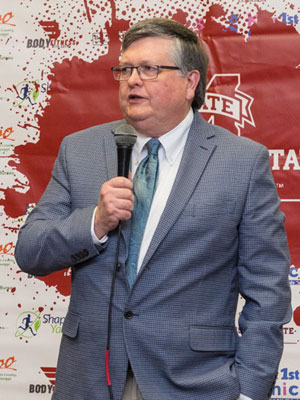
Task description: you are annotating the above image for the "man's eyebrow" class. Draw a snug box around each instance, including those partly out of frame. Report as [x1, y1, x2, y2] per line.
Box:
[118, 63, 133, 67]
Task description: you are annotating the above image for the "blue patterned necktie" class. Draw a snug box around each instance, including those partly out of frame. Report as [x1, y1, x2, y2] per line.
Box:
[125, 138, 161, 287]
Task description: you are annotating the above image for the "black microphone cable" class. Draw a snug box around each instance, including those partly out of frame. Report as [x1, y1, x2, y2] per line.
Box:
[105, 122, 137, 400]
[105, 222, 122, 400]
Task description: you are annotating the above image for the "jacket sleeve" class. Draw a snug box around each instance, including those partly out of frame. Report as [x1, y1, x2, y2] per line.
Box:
[15, 136, 103, 276]
[235, 145, 292, 400]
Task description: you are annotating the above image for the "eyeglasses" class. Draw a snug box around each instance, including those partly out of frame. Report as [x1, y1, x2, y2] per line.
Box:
[111, 65, 180, 81]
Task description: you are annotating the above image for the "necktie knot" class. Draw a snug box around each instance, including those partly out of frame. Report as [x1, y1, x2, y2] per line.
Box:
[146, 138, 160, 156]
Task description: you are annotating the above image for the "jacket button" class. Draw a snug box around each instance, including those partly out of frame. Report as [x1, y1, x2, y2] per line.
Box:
[124, 311, 134, 319]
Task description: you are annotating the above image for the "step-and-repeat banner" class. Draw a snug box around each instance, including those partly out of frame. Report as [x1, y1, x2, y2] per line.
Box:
[1, 0, 300, 399]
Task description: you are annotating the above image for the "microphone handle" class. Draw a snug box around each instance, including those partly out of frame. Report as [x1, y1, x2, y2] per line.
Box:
[117, 146, 133, 177]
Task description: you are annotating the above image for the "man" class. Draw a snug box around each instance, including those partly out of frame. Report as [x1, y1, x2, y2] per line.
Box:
[15, 18, 291, 400]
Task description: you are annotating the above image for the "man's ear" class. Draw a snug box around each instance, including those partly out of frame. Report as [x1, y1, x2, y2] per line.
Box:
[186, 70, 200, 102]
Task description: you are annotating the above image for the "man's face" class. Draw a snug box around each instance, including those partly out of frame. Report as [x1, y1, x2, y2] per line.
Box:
[118, 36, 199, 137]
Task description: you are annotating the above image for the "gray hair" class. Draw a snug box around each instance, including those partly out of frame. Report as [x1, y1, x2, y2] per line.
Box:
[122, 18, 209, 110]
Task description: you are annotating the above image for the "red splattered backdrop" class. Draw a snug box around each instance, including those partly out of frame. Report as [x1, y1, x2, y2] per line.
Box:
[1, 1, 299, 398]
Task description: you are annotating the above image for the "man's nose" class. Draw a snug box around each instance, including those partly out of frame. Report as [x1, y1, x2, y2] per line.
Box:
[127, 67, 143, 85]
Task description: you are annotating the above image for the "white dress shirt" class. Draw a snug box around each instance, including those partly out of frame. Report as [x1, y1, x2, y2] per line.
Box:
[91, 109, 253, 400]
[130, 108, 193, 270]
[239, 394, 252, 400]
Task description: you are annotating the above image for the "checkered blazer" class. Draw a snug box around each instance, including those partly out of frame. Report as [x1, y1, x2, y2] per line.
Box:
[15, 112, 291, 400]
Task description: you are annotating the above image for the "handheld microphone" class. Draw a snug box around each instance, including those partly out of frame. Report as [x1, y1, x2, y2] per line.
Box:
[113, 122, 137, 177]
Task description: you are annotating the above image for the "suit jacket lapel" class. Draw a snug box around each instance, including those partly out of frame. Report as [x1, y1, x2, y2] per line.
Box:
[140, 113, 217, 271]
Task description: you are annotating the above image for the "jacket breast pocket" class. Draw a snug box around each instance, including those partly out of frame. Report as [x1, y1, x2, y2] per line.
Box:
[182, 200, 236, 218]
[62, 311, 80, 339]
[190, 325, 237, 352]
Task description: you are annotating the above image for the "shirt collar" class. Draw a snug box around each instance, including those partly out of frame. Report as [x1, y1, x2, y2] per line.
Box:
[134, 108, 194, 166]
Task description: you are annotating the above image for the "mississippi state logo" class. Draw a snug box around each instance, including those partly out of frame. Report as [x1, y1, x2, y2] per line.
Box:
[200, 73, 255, 136]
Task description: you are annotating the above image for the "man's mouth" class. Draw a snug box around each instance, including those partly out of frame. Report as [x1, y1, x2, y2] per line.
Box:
[128, 94, 145, 100]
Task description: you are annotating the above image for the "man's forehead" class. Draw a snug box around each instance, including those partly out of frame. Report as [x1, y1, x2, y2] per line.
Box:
[123, 34, 175, 48]
[120, 36, 175, 62]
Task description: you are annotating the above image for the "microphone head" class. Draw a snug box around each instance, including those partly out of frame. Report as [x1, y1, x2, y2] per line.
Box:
[113, 121, 137, 148]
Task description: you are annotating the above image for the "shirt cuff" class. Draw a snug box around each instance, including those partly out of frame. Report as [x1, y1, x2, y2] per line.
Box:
[239, 394, 253, 400]
[91, 207, 108, 245]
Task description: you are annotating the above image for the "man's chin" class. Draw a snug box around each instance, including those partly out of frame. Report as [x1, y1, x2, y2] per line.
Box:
[123, 113, 149, 128]
[125, 118, 156, 136]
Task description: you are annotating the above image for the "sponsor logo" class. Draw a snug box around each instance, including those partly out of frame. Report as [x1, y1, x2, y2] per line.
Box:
[0, 356, 17, 382]
[0, 356, 16, 370]
[200, 73, 255, 136]
[26, 38, 78, 49]
[26, 20, 78, 49]
[289, 265, 300, 285]
[29, 384, 54, 394]
[28, 367, 56, 394]
[15, 310, 42, 339]
[278, 13, 299, 26]
[0, 257, 14, 267]
[39, 20, 60, 40]
[12, 80, 50, 108]
[0, 242, 14, 256]
[92, 31, 107, 46]
[15, 310, 65, 339]
[217, 12, 257, 37]
[0, 12, 15, 26]
[0, 12, 15, 43]
[0, 143, 14, 155]
[41, 367, 56, 385]
[92, 32, 101, 46]
[42, 313, 65, 334]
[0, 127, 14, 141]
[272, 368, 300, 398]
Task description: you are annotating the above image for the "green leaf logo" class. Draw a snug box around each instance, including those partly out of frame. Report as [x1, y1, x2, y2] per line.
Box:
[34, 318, 41, 332]
[32, 90, 39, 101]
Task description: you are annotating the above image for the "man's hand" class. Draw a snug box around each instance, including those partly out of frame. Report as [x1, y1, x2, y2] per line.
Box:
[94, 177, 134, 239]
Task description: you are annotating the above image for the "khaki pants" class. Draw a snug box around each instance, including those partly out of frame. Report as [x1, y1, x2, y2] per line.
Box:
[121, 368, 144, 400]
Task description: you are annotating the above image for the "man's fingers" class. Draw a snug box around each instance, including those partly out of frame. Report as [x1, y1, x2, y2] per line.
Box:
[109, 176, 133, 189]
[94, 176, 135, 238]
[103, 198, 134, 216]
[101, 188, 134, 205]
